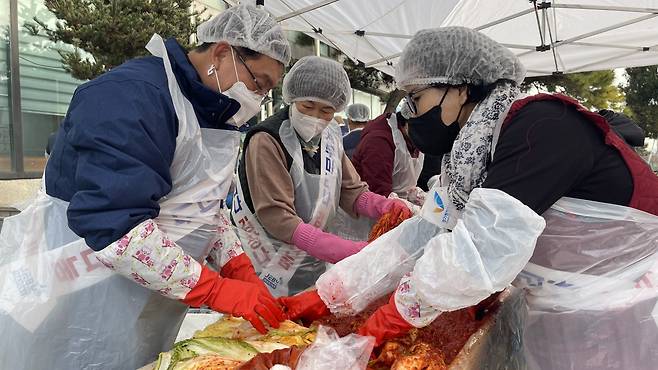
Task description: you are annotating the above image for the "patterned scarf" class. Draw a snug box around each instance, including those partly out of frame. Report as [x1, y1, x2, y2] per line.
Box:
[441, 82, 521, 210]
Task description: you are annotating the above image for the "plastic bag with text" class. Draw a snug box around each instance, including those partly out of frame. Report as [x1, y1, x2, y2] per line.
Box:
[296, 326, 374, 370]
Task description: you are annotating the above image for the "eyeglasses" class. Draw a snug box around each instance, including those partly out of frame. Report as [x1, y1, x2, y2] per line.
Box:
[232, 47, 272, 104]
[405, 84, 444, 116]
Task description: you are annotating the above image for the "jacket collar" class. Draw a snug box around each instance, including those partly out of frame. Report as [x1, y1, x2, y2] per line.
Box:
[164, 38, 244, 130]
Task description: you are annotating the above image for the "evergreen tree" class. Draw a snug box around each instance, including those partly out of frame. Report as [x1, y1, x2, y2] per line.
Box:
[624, 65, 658, 138]
[26, 0, 206, 80]
[524, 70, 625, 111]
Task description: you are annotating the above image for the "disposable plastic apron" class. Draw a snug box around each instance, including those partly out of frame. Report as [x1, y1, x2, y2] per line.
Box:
[232, 120, 342, 297]
[512, 197, 658, 370]
[325, 205, 375, 242]
[0, 34, 240, 370]
[387, 114, 424, 198]
[325, 129, 374, 242]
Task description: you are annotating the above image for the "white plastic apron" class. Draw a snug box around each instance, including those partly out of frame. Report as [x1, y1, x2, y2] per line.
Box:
[232, 119, 342, 297]
[387, 114, 424, 198]
[512, 197, 658, 370]
[0, 34, 240, 370]
[325, 206, 375, 242]
[326, 127, 376, 242]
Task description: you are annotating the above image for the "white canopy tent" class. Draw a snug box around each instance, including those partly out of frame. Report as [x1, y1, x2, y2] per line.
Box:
[233, 0, 658, 77]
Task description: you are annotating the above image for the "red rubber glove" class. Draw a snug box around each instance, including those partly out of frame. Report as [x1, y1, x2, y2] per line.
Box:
[278, 290, 330, 323]
[182, 265, 285, 334]
[221, 253, 274, 299]
[357, 295, 414, 347]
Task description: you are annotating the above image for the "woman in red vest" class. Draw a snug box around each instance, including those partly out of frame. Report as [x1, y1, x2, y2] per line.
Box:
[279, 26, 658, 370]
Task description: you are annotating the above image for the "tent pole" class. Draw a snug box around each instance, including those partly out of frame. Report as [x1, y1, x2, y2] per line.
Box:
[554, 4, 658, 13]
[361, 35, 386, 60]
[566, 44, 658, 72]
[365, 52, 402, 67]
[516, 12, 658, 59]
[354, 31, 413, 39]
[276, 0, 340, 22]
[475, 8, 534, 31]
[556, 13, 658, 47]
[570, 41, 653, 51]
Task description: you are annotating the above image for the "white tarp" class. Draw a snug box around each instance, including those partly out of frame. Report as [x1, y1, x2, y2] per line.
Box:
[238, 0, 658, 77]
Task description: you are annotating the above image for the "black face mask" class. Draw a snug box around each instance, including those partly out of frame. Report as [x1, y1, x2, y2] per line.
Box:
[407, 89, 462, 156]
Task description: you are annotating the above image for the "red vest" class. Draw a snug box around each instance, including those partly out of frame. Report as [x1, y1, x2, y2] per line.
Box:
[503, 93, 658, 216]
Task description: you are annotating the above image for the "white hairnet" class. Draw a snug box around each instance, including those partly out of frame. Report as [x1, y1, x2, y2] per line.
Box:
[395, 26, 526, 88]
[283, 56, 352, 112]
[197, 5, 291, 65]
[346, 104, 370, 122]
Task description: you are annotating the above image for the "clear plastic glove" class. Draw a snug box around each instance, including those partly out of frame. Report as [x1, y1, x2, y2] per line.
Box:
[405, 187, 427, 207]
[354, 191, 411, 219]
[387, 192, 421, 215]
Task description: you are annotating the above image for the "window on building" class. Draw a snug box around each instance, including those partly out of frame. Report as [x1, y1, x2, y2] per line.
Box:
[1, 0, 13, 173]
[351, 89, 384, 121]
[19, 0, 82, 173]
[1, 0, 84, 178]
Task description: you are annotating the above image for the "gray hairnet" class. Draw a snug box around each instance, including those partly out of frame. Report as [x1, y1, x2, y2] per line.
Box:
[283, 56, 352, 112]
[197, 5, 291, 65]
[346, 103, 370, 122]
[395, 27, 526, 88]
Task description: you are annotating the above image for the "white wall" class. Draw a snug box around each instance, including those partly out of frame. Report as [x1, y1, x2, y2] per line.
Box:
[348, 89, 385, 120]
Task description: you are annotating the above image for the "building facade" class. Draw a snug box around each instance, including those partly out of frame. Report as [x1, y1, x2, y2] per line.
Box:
[0, 0, 386, 179]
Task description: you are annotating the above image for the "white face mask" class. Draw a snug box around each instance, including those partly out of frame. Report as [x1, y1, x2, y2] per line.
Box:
[209, 48, 263, 127]
[290, 104, 332, 142]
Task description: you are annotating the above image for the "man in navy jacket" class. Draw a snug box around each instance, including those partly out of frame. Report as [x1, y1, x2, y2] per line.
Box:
[1, 5, 292, 370]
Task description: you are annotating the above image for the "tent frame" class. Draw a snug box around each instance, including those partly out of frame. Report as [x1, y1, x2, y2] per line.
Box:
[257, 0, 658, 75]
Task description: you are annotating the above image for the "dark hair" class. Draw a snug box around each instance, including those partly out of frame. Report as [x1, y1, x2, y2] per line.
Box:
[467, 79, 518, 103]
[395, 111, 407, 125]
[194, 43, 261, 61]
[434, 79, 513, 104]
[466, 84, 497, 103]
[195, 42, 214, 52]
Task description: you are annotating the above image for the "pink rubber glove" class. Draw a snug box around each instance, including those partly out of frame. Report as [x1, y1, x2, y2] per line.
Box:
[292, 222, 368, 263]
[354, 191, 410, 219]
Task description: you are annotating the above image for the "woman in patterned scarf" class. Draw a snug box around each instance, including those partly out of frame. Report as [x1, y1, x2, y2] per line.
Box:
[282, 26, 658, 370]
[360, 26, 658, 370]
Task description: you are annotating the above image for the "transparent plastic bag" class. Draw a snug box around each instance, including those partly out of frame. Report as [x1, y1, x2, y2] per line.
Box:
[316, 188, 540, 317]
[514, 197, 658, 370]
[296, 326, 374, 370]
[316, 215, 442, 316]
[411, 188, 545, 311]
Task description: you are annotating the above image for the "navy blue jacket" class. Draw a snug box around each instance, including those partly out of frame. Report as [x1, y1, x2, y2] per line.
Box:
[342, 129, 363, 160]
[46, 38, 242, 251]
